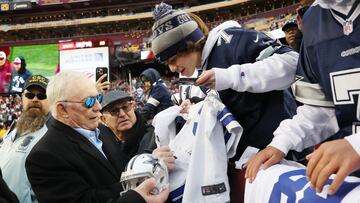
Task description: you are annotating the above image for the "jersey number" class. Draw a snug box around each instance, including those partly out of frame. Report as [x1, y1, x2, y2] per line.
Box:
[330, 68, 360, 132]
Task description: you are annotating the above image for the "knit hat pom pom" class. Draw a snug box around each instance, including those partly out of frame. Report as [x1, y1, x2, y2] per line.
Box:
[153, 2, 173, 20]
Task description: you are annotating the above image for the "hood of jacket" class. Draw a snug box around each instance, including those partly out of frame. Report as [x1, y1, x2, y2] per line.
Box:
[140, 68, 161, 85]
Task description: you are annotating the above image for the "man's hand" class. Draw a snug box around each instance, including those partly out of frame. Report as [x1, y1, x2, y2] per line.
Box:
[96, 74, 110, 93]
[152, 145, 176, 171]
[195, 70, 215, 89]
[134, 178, 169, 203]
[306, 139, 360, 195]
[245, 146, 285, 183]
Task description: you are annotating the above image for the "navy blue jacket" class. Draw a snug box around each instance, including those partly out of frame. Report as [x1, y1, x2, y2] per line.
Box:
[139, 68, 173, 121]
[203, 25, 294, 161]
[297, 2, 360, 137]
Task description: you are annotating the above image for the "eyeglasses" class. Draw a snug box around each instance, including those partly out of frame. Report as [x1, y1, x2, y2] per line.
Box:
[0, 57, 5, 60]
[24, 92, 47, 100]
[13, 62, 21, 65]
[60, 93, 103, 109]
[105, 101, 133, 116]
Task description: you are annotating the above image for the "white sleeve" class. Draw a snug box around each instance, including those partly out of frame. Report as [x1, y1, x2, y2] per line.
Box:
[269, 104, 339, 154]
[345, 134, 360, 156]
[213, 51, 298, 92]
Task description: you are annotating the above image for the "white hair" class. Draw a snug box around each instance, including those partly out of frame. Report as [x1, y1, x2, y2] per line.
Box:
[46, 71, 91, 118]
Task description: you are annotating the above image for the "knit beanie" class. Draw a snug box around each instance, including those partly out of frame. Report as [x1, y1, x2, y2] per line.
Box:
[151, 3, 204, 62]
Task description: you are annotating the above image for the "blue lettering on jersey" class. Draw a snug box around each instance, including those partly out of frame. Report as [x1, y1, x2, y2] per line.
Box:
[192, 122, 198, 136]
[269, 169, 360, 203]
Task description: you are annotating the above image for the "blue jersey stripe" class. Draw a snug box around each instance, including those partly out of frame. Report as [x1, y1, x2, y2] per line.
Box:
[170, 184, 185, 202]
[221, 114, 236, 127]
[217, 108, 231, 120]
[192, 122, 198, 136]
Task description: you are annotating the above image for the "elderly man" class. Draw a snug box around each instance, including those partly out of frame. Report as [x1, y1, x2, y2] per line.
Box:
[0, 75, 49, 203]
[100, 90, 157, 168]
[25, 71, 168, 203]
[100, 90, 175, 171]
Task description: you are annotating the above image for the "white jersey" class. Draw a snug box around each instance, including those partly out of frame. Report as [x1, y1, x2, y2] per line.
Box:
[153, 95, 243, 203]
[152, 105, 181, 147]
[245, 160, 360, 203]
[0, 125, 47, 203]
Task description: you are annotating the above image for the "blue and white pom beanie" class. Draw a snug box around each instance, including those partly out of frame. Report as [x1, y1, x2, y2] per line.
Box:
[151, 3, 204, 62]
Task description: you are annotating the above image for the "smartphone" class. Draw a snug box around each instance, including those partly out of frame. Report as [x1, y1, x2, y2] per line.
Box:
[95, 67, 108, 83]
[178, 77, 198, 85]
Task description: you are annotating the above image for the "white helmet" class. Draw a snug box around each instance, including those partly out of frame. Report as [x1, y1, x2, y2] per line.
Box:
[120, 153, 169, 194]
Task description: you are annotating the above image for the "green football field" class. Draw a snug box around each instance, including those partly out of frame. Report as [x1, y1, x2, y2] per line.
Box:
[9, 44, 58, 77]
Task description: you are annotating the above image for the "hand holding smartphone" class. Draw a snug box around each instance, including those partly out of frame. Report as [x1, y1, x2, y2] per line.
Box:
[95, 67, 109, 92]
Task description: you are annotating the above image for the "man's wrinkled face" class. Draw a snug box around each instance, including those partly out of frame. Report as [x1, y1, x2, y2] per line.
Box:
[22, 86, 49, 116]
[62, 81, 102, 130]
[102, 100, 137, 133]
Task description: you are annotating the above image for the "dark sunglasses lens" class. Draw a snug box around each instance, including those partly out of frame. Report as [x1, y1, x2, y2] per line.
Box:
[25, 92, 47, 100]
[37, 93, 47, 100]
[25, 92, 35, 99]
[122, 104, 130, 112]
[109, 108, 120, 116]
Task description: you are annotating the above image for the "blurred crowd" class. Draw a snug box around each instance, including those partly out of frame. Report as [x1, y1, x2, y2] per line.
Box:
[0, 0, 298, 46]
[0, 95, 21, 138]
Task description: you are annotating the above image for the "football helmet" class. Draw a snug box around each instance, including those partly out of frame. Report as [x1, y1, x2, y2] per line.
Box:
[120, 153, 169, 195]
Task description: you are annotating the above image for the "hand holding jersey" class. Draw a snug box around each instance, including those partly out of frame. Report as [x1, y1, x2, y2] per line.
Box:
[245, 146, 285, 183]
[152, 145, 176, 171]
[306, 139, 360, 195]
[244, 159, 360, 203]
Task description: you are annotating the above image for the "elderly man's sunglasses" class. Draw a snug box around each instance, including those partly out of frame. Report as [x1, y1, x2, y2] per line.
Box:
[24, 92, 47, 100]
[105, 101, 133, 116]
[60, 93, 103, 108]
